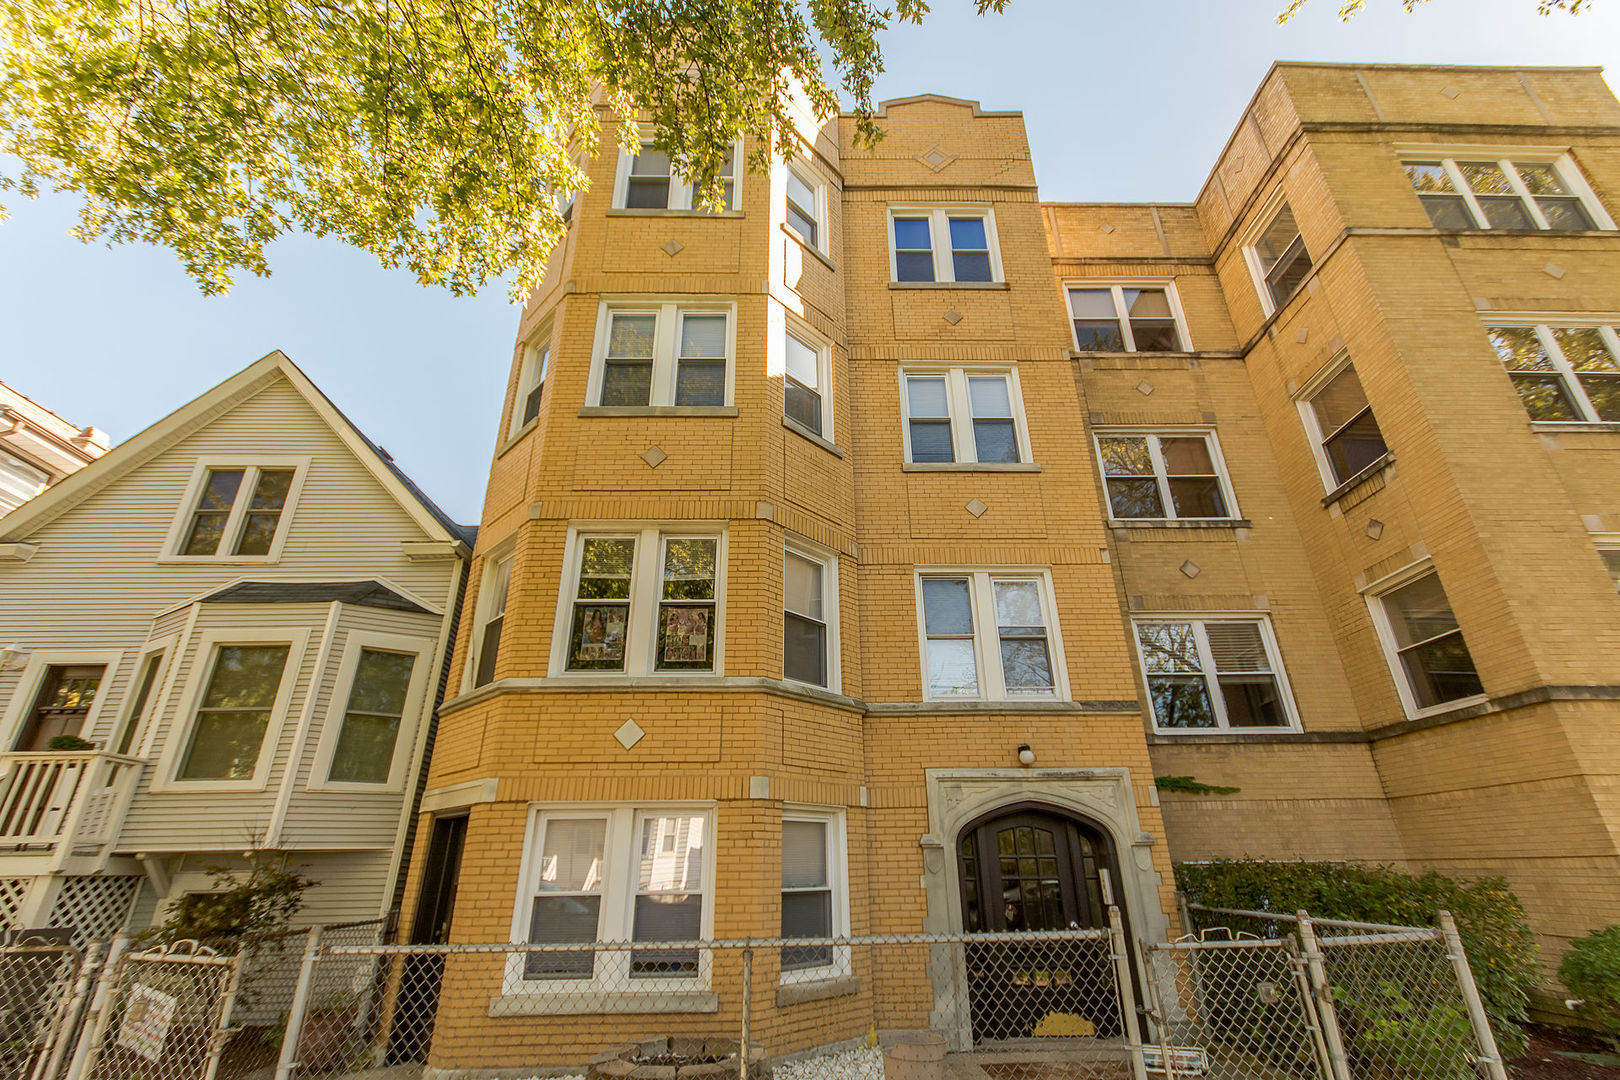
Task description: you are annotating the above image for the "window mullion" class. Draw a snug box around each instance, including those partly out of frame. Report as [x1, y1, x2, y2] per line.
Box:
[606, 810, 633, 943]
[1503, 161, 1551, 230]
[220, 466, 258, 555]
[626, 530, 659, 675]
[1540, 325, 1602, 422]
[651, 306, 678, 406]
[973, 573, 1002, 699]
[949, 369, 976, 463]
[1145, 437, 1175, 520]
[933, 210, 952, 283]
[1112, 287, 1137, 353]
[1193, 623, 1229, 729]
[1444, 160, 1489, 229]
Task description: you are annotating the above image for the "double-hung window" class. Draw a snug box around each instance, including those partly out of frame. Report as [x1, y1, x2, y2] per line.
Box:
[1600, 549, 1620, 592]
[1367, 568, 1484, 716]
[785, 166, 824, 251]
[171, 461, 304, 559]
[784, 326, 831, 438]
[1133, 618, 1296, 732]
[781, 810, 849, 981]
[1298, 361, 1389, 490]
[1067, 285, 1188, 352]
[901, 369, 1028, 465]
[319, 639, 427, 787]
[1486, 324, 1620, 423]
[616, 143, 740, 211]
[472, 551, 514, 688]
[557, 529, 723, 676]
[916, 572, 1063, 701]
[888, 208, 1000, 284]
[512, 326, 553, 436]
[784, 546, 836, 690]
[1245, 201, 1313, 314]
[112, 649, 166, 756]
[515, 807, 712, 988]
[1096, 432, 1237, 521]
[175, 640, 298, 785]
[1403, 156, 1610, 232]
[592, 303, 733, 409]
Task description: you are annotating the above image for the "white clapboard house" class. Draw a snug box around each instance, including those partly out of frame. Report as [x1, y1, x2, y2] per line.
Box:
[0, 352, 472, 941]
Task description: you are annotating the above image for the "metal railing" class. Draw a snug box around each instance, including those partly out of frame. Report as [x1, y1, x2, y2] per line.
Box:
[0, 752, 143, 863]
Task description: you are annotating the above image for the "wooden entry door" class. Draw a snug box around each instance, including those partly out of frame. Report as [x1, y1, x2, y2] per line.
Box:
[957, 809, 1121, 1041]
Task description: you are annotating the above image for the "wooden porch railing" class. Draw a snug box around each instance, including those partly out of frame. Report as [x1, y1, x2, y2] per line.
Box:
[0, 751, 144, 863]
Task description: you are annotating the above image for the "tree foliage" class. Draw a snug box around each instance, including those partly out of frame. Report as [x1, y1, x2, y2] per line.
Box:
[1561, 925, 1620, 1049]
[149, 857, 315, 949]
[0, 0, 1006, 298]
[1278, 0, 1590, 22]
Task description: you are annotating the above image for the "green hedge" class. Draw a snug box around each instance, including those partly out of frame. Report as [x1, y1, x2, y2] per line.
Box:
[1560, 925, 1620, 1049]
[1175, 859, 1537, 1059]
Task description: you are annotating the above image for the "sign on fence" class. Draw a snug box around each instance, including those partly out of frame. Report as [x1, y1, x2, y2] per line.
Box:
[116, 983, 178, 1062]
[1143, 1046, 1208, 1075]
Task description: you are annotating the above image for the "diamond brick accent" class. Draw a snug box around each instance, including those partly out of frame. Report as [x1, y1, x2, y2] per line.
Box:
[662, 240, 684, 256]
[1136, 381, 1155, 396]
[1366, 519, 1385, 540]
[1544, 262, 1566, 279]
[641, 446, 668, 468]
[1441, 85, 1460, 99]
[966, 498, 988, 518]
[943, 309, 963, 325]
[1099, 223, 1115, 234]
[615, 718, 645, 749]
[1180, 560, 1200, 579]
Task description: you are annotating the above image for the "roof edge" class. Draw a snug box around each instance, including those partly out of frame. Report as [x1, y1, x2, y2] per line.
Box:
[844, 93, 1023, 119]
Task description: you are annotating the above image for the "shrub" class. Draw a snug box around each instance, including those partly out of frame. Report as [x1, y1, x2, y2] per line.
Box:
[149, 856, 315, 951]
[46, 734, 95, 751]
[1176, 858, 1537, 1059]
[1560, 925, 1620, 1049]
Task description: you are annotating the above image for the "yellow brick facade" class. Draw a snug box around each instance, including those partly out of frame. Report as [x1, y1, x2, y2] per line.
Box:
[406, 62, 1620, 1069]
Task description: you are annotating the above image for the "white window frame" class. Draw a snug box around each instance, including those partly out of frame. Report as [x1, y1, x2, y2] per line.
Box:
[0, 649, 127, 752]
[306, 630, 437, 792]
[782, 538, 840, 694]
[1093, 428, 1240, 522]
[1130, 615, 1301, 734]
[1396, 147, 1615, 232]
[1241, 194, 1312, 318]
[779, 806, 851, 986]
[505, 803, 717, 994]
[1598, 545, 1620, 592]
[586, 300, 737, 409]
[549, 525, 727, 678]
[1362, 560, 1488, 721]
[612, 140, 743, 212]
[1485, 321, 1620, 425]
[899, 367, 1032, 466]
[152, 628, 310, 792]
[108, 638, 175, 757]
[160, 456, 311, 563]
[886, 206, 1004, 284]
[510, 321, 555, 439]
[1064, 281, 1193, 353]
[912, 569, 1069, 702]
[783, 161, 828, 255]
[465, 543, 516, 692]
[777, 308, 834, 442]
[1295, 354, 1388, 494]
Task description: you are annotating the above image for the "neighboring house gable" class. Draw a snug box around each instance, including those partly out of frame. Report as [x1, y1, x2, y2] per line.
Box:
[0, 352, 471, 935]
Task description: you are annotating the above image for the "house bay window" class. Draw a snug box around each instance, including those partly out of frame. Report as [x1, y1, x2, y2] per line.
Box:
[1403, 156, 1609, 232]
[326, 649, 416, 784]
[557, 529, 723, 676]
[781, 811, 848, 981]
[1299, 361, 1389, 490]
[784, 548, 835, 689]
[784, 328, 830, 438]
[472, 551, 514, 687]
[1246, 202, 1313, 314]
[178, 644, 290, 781]
[617, 143, 739, 211]
[593, 304, 733, 409]
[516, 807, 712, 987]
[1133, 619, 1296, 732]
[918, 572, 1062, 701]
[1096, 432, 1236, 521]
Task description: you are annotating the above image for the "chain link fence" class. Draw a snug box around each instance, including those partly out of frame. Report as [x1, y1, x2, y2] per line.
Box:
[1173, 904, 1507, 1080]
[0, 937, 84, 1080]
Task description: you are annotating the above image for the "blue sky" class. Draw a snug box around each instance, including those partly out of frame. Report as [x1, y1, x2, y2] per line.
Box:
[1, 0, 1615, 524]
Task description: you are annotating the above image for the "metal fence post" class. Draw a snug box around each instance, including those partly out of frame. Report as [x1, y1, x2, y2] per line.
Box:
[34, 942, 103, 1080]
[738, 944, 753, 1080]
[62, 931, 129, 1080]
[1108, 906, 1148, 1080]
[202, 949, 248, 1080]
[1297, 913, 1352, 1080]
[1438, 910, 1508, 1080]
[274, 925, 326, 1080]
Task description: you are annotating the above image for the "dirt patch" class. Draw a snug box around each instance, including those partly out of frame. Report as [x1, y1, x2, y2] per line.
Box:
[1512, 1026, 1620, 1080]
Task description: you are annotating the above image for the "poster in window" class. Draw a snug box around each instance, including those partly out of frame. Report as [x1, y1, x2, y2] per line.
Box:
[572, 605, 627, 665]
[661, 607, 712, 664]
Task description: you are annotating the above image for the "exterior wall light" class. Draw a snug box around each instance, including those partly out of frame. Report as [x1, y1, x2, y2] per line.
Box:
[1016, 744, 1036, 767]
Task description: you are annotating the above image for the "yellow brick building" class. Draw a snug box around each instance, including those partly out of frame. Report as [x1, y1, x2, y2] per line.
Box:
[402, 62, 1620, 1068]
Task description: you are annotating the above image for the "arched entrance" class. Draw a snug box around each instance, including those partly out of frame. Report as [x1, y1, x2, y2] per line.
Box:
[955, 803, 1129, 1042]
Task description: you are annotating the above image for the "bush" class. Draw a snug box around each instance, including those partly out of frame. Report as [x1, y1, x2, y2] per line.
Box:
[1176, 858, 1537, 1059]
[1560, 925, 1620, 1049]
[148, 857, 315, 952]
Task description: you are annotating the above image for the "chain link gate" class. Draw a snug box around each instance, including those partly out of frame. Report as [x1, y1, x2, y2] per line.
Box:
[66, 942, 242, 1080]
